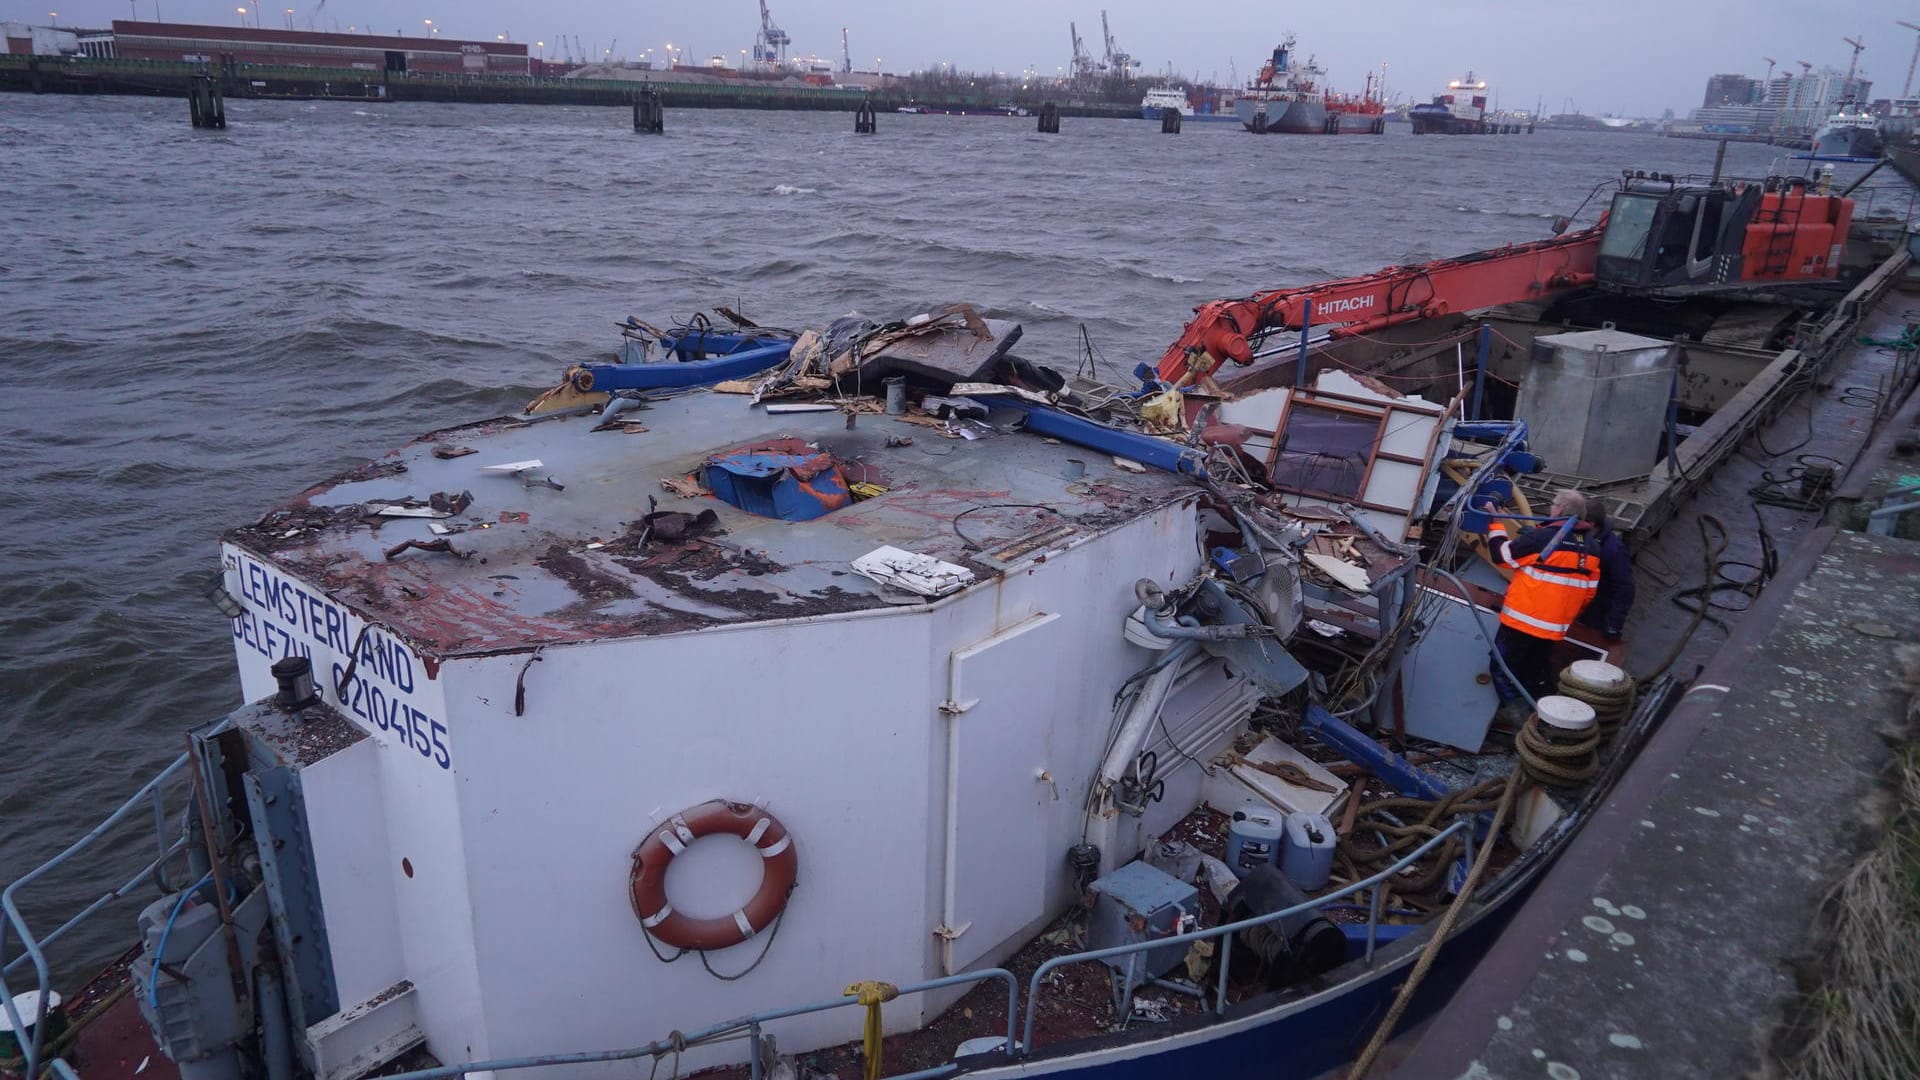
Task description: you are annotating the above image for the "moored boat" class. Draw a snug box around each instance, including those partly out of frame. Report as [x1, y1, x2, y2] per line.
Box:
[1410, 73, 1527, 134]
[1810, 102, 1883, 160]
[1, 172, 1904, 1080]
[1234, 38, 1384, 135]
[1141, 86, 1240, 124]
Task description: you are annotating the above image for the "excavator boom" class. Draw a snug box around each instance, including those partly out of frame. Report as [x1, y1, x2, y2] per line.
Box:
[1156, 226, 1603, 381]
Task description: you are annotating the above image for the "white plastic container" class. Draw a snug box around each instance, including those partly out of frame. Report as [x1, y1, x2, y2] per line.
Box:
[1281, 811, 1337, 891]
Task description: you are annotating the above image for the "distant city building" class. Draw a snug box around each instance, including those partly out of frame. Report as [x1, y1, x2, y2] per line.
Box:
[107, 20, 528, 76]
[1773, 67, 1871, 132]
[1686, 66, 1871, 135]
[1702, 73, 1758, 107]
[1687, 104, 1777, 134]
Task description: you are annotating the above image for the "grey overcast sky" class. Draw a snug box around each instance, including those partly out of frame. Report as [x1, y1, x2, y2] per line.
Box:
[16, 0, 1920, 116]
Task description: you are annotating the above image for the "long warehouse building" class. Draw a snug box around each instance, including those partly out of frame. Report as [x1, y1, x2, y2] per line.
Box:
[105, 21, 529, 75]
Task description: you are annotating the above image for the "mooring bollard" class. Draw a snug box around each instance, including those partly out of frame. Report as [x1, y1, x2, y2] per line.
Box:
[854, 100, 876, 134]
[1037, 102, 1061, 134]
[1161, 108, 1181, 134]
[1251, 108, 1268, 134]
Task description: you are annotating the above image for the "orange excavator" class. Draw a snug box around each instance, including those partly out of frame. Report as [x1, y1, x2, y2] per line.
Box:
[1157, 172, 1857, 383]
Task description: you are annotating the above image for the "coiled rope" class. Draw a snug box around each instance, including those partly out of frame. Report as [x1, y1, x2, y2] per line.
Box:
[1555, 661, 1636, 739]
[1346, 773, 1522, 1079]
[1515, 712, 1601, 787]
[1336, 779, 1507, 894]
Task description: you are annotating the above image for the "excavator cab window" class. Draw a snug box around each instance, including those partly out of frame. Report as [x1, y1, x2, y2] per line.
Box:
[1650, 198, 1701, 278]
[1598, 189, 1718, 288]
[1596, 192, 1661, 272]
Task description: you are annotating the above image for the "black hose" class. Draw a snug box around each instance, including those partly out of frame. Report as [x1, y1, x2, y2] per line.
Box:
[1639, 514, 1738, 682]
[1750, 453, 1844, 511]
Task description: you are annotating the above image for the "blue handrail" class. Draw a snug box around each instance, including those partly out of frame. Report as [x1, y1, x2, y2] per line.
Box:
[1, 752, 193, 1078]
[376, 968, 1020, 1080]
[1020, 818, 1475, 1051]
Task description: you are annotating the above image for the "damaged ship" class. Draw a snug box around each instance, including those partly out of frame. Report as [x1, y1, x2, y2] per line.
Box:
[2, 165, 1914, 1080]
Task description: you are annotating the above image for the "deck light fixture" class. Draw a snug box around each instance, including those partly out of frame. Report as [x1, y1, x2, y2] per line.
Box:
[202, 571, 244, 620]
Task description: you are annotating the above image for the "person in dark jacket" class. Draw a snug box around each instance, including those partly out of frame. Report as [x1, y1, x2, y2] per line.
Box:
[1576, 502, 1635, 640]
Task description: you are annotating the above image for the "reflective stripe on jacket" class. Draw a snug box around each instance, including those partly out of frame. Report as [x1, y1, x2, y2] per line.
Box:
[1488, 521, 1603, 640]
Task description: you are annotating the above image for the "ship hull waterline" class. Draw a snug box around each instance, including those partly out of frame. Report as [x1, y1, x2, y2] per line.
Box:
[1141, 106, 1241, 123]
[1234, 98, 1385, 134]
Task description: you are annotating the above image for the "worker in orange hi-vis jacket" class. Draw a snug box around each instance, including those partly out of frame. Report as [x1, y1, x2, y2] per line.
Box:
[1481, 489, 1603, 725]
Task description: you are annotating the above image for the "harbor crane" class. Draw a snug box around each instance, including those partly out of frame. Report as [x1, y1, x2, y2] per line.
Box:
[1899, 22, 1920, 97]
[1842, 35, 1866, 87]
[1068, 22, 1098, 82]
[1761, 57, 1776, 97]
[755, 0, 790, 66]
[1100, 10, 1135, 75]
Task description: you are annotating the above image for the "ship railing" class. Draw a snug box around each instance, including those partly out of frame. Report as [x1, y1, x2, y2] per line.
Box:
[1020, 818, 1477, 1052]
[1867, 481, 1920, 535]
[1, 751, 195, 1078]
[375, 822, 1473, 1078]
[377, 968, 1020, 1080]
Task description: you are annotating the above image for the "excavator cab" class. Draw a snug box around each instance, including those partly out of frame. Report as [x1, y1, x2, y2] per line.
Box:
[1594, 177, 1761, 291]
[1595, 174, 1850, 293]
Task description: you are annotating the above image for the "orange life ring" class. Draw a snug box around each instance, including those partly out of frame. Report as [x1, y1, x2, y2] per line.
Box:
[629, 800, 798, 951]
